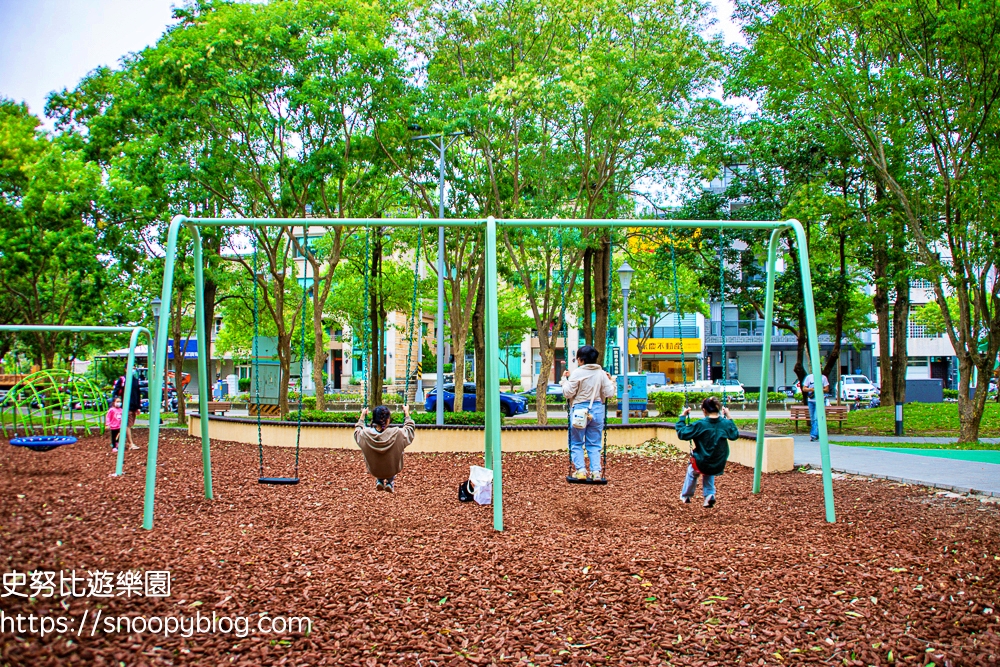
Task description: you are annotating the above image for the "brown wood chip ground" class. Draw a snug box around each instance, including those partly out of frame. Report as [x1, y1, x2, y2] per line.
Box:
[1, 433, 998, 665]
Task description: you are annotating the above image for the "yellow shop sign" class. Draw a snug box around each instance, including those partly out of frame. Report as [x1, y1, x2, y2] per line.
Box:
[628, 338, 703, 354]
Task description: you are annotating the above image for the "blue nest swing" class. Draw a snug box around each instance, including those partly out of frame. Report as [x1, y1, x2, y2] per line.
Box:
[9, 435, 77, 452]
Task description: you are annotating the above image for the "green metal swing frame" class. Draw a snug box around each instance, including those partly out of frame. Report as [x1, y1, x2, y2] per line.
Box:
[0, 324, 154, 477]
[144, 216, 835, 530]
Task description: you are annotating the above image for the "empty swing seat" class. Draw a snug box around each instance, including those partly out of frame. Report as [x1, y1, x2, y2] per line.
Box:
[258, 477, 300, 485]
[565, 474, 608, 486]
[10, 435, 78, 452]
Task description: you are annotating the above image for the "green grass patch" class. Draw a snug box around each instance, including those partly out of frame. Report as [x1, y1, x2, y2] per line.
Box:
[736, 402, 1000, 437]
[835, 440, 1000, 450]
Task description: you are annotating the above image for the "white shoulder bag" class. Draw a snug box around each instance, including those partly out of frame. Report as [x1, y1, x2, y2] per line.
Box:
[570, 374, 598, 429]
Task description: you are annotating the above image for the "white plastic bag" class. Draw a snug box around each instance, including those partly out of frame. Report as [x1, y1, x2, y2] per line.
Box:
[469, 465, 493, 505]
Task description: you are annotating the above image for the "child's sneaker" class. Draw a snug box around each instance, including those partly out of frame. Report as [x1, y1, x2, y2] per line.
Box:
[679, 495, 690, 504]
[703, 495, 716, 508]
[112, 448, 118, 454]
[375, 479, 385, 492]
[570, 469, 587, 480]
[588, 470, 602, 481]
[384, 478, 395, 493]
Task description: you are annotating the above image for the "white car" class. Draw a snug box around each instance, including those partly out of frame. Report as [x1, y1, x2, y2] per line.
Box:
[838, 375, 878, 401]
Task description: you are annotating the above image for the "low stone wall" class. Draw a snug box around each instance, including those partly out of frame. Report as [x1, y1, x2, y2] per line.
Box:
[188, 415, 794, 473]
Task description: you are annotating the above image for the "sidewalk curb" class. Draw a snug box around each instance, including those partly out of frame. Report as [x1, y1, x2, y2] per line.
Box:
[795, 463, 1000, 498]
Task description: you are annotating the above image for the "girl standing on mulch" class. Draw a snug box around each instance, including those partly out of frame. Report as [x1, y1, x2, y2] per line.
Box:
[560, 345, 617, 481]
[106, 397, 123, 452]
[354, 405, 416, 492]
[676, 396, 739, 508]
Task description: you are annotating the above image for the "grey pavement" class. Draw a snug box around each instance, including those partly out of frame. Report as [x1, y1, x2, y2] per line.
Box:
[793, 435, 1000, 497]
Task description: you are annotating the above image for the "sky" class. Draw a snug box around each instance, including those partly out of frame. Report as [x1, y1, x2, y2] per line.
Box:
[0, 0, 746, 124]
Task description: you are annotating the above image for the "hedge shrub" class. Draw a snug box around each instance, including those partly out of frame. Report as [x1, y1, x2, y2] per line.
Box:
[744, 392, 789, 404]
[293, 410, 486, 425]
[943, 388, 958, 399]
[238, 378, 251, 392]
[648, 392, 685, 417]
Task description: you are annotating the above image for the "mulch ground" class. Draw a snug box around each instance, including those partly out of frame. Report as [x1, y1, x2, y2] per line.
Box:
[1, 432, 998, 666]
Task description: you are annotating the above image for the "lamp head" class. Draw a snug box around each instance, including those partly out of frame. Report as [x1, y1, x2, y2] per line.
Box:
[151, 297, 162, 319]
[617, 261, 635, 292]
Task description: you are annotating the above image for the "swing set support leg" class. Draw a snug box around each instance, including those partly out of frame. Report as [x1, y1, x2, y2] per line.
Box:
[484, 216, 503, 531]
[752, 221, 835, 523]
[144, 215, 214, 530]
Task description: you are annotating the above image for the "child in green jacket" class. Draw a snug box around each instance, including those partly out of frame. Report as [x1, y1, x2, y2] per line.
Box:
[676, 396, 739, 508]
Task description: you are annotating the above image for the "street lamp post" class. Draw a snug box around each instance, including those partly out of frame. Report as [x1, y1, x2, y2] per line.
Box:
[411, 129, 466, 426]
[618, 262, 634, 425]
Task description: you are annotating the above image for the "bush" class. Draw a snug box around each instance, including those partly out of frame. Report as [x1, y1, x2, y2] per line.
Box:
[943, 388, 959, 399]
[443, 363, 454, 373]
[744, 392, 789, 404]
[293, 410, 486, 425]
[238, 378, 251, 392]
[649, 392, 685, 417]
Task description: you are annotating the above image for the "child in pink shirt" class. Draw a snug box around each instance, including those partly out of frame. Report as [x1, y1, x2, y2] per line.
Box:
[106, 398, 123, 452]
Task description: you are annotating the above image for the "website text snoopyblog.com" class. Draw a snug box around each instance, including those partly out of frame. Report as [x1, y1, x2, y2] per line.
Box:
[1, 609, 312, 639]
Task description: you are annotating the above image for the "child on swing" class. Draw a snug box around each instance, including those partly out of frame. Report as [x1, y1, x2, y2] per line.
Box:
[354, 404, 415, 492]
[676, 396, 739, 508]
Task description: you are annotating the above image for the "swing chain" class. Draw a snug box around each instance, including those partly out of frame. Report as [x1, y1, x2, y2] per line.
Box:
[361, 226, 372, 412]
[294, 227, 308, 476]
[252, 230, 264, 478]
[718, 229, 728, 406]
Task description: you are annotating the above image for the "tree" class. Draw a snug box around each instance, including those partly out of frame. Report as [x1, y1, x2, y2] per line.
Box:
[0, 101, 110, 367]
[64, 0, 410, 414]
[736, 0, 1000, 441]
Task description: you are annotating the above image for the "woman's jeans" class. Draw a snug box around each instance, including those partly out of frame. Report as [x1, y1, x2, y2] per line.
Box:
[681, 463, 716, 499]
[569, 401, 604, 473]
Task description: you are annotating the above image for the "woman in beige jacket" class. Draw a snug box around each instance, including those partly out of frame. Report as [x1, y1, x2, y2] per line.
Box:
[560, 345, 617, 480]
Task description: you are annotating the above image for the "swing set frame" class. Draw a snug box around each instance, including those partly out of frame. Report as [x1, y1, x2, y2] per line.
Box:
[143, 215, 835, 530]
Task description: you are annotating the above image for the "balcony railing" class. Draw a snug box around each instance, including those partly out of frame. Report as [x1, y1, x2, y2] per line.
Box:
[705, 320, 832, 345]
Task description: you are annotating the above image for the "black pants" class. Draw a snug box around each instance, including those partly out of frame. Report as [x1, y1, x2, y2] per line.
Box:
[110, 429, 120, 448]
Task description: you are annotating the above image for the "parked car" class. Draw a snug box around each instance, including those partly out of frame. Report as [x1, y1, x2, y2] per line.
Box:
[518, 383, 564, 399]
[425, 382, 529, 417]
[776, 384, 798, 399]
[704, 378, 745, 402]
[837, 375, 878, 401]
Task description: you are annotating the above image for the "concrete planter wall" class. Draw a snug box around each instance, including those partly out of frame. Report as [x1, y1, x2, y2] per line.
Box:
[188, 413, 795, 473]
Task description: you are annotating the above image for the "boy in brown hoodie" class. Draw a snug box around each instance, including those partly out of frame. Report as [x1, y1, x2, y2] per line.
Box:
[354, 405, 416, 492]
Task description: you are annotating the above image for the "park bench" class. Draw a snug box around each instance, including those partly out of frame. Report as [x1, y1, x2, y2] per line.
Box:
[789, 403, 849, 433]
[204, 401, 232, 415]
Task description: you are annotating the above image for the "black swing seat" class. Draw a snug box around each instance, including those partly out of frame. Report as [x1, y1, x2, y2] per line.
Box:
[565, 475, 608, 485]
[258, 477, 300, 485]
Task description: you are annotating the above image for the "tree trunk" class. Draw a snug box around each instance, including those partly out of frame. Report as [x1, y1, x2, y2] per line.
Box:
[276, 333, 292, 416]
[593, 234, 611, 364]
[472, 277, 485, 412]
[794, 309, 808, 405]
[451, 328, 468, 413]
[202, 230, 220, 382]
[873, 251, 894, 406]
[891, 278, 909, 405]
[582, 247, 593, 346]
[956, 353, 988, 443]
[173, 329, 186, 427]
[312, 298, 327, 410]
[536, 342, 554, 424]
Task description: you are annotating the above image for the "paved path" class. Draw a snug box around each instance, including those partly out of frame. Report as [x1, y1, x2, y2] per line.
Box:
[793, 435, 1000, 497]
